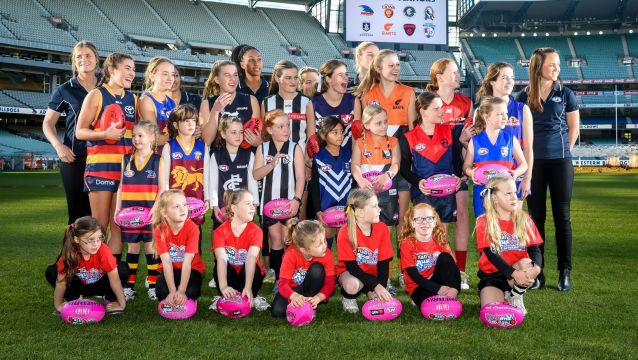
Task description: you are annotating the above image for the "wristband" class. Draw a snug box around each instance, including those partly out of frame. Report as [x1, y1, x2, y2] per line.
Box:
[386, 171, 394, 179]
[292, 196, 302, 203]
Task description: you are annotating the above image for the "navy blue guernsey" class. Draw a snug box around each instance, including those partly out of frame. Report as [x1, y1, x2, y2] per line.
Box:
[179, 91, 202, 111]
[208, 92, 253, 124]
[312, 146, 352, 211]
[212, 147, 252, 204]
[312, 93, 356, 147]
[238, 78, 269, 105]
[48, 78, 90, 156]
[505, 96, 525, 147]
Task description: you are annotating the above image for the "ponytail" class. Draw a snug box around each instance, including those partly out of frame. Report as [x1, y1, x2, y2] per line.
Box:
[58, 216, 102, 286]
[345, 189, 376, 248]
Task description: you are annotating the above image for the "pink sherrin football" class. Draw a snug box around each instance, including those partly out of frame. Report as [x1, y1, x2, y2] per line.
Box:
[323, 206, 347, 228]
[186, 197, 208, 219]
[286, 301, 315, 327]
[60, 299, 105, 325]
[216, 295, 252, 319]
[361, 298, 403, 321]
[424, 174, 460, 197]
[216, 206, 229, 222]
[362, 170, 392, 193]
[420, 295, 463, 321]
[158, 298, 197, 320]
[480, 301, 525, 329]
[263, 198, 292, 220]
[473, 164, 512, 185]
[115, 207, 151, 229]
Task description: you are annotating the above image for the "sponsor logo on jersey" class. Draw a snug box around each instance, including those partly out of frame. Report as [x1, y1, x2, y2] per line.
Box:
[288, 112, 306, 121]
[341, 114, 354, 125]
[383, 4, 395, 18]
[382, 149, 392, 159]
[219, 165, 229, 172]
[364, 151, 372, 158]
[76, 267, 104, 284]
[226, 246, 248, 266]
[265, 155, 273, 164]
[552, 96, 562, 103]
[370, 100, 380, 106]
[415, 143, 426, 151]
[424, 6, 435, 21]
[355, 247, 379, 265]
[424, 23, 436, 38]
[404, 23, 416, 36]
[282, 155, 291, 164]
[389, 189, 397, 196]
[292, 267, 307, 285]
[403, 6, 416, 18]
[124, 105, 135, 116]
[478, 148, 489, 155]
[171, 152, 183, 160]
[169, 243, 186, 263]
[359, 5, 374, 16]
[416, 251, 440, 272]
[495, 233, 525, 252]
[441, 139, 450, 148]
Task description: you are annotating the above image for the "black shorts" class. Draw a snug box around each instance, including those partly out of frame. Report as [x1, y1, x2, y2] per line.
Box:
[458, 179, 469, 192]
[412, 193, 457, 223]
[477, 270, 512, 292]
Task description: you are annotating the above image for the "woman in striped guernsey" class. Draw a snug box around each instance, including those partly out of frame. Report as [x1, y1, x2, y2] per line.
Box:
[253, 109, 305, 285]
[76, 52, 137, 262]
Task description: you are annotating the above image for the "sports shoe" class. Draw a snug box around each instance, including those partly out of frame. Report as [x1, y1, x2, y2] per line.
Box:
[253, 296, 271, 311]
[398, 272, 405, 288]
[263, 268, 276, 283]
[460, 271, 470, 290]
[341, 297, 359, 314]
[208, 277, 217, 288]
[505, 291, 527, 315]
[144, 276, 149, 289]
[273, 279, 279, 295]
[209, 296, 221, 311]
[147, 288, 157, 301]
[123, 287, 136, 301]
[387, 282, 397, 296]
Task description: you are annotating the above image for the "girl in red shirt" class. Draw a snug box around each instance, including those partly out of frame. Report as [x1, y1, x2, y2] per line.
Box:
[399, 203, 460, 308]
[337, 189, 394, 314]
[45, 216, 127, 314]
[153, 190, 205, 305]
[211, 189, 270, 312]
[476, 176, 543, 315]
[272, 219, 336, 318]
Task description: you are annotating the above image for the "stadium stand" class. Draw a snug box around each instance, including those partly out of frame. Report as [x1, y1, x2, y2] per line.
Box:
[90, 0, 174, 44]
[0, 129, 54, 153]
[571, 36, 627, 80]
[464, 38, 529, 81]
[518, 37, 580, 80]
[3, 90, 49, 109]
[0, 0, 76, 48]
[0, 91, 27, 108]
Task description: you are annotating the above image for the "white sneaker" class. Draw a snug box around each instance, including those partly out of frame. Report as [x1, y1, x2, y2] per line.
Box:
[253, 296, 271, 311]
[263, 269, 276, 283]
[209, 296, 221, 311]
[398, 272, 405, 288]
[208, 278, 217, 288]
[341, 297, 359, 314]
[505, 291, 527, 315]
[123, 287, 136, 301]
[144, 276, 149, 289]
[147, 288, 157, 301]
[460, 271, 470, 290]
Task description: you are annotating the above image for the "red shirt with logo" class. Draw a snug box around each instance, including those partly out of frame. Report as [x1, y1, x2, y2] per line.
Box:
[154, 219, 205, 274]
[400, 237, 453, 295]
[279, 245, 336, 301]
[56, 243, 116, 285]
[212, 221, 265, 275]
[336, 222, 394, 276]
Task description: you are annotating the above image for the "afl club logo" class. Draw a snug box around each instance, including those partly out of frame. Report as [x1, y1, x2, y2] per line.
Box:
[393, 99, 403, 109]
[341, 114, 354, 125]
[146, 170, 157, 179]
[359, 5, 374, 16]
[415, 143, 426, 151]
[478, 148, 489, 155]
[362, 22, 371, 32]
[424, 6, 435, 21]
[223, 174, 242, 190]
[382, 23, 396, 35]
[508, 116, 520, 126]
[424, 24, 436, 38]
[124, 105, 135, 116]
[403, 6, 416, 18]
[219, 165, 229, 172]
[404, 24, 416, 36]
[501, 147, 509, 157]
[383, 4, 395, 18]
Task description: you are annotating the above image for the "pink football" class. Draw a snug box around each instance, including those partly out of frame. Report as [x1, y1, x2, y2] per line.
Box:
[263, 198, 292, 220]
[424, 174, 460, 197]
[420, 295, 463, 321]
[186, 197, 208, 219]
[158, 298, 197, 320]
[480, 302, 525, 329]
[473, 164, 512, 185]
[323, 206, 347, 228]
[286, 301, 315, 327]
[362, 170, 392, 193]
[60, 299, 105, 325]
[115, 207, 151, 229]
[216, 206, 229, 222]
[361, 298, 402, 321]
[216, 295, 252, 319]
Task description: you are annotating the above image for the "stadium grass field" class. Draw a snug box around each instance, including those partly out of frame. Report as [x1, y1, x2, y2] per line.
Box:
[0, 170, 636, 359]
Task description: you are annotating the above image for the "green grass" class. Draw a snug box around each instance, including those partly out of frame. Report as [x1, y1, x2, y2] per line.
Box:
[1, 171, 637, 359]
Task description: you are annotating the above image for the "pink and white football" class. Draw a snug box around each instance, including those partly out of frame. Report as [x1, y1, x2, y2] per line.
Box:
[323, 206, 347, 228]
[473, 164, 512, 185]
[420, 295, 462, 321]
[115, 207, 151, 229]
[216, 295, 252, 319]
[362, 170, 392, 193]
[216, 206, 229, 223]
[424, 174, 460, 197]
[60, 299, 105, 325]
[263, 198, 292, 220]
[186, 197, 208, 219]
[286, 301, 315, 327]
[158, 298, 197, 320]
[480, 302, 525, 329]
[361, 298, 402, 321]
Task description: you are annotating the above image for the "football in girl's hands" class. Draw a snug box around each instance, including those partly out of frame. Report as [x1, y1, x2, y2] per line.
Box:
[263, 198, 293, 220]
[240, 117, 263, 150]
[216, 206, 229, 222]
[361, 298, 402, 321]
[420, 295, 462, 321]
[60, 299, 105, 325]
[306, 134, 320, 158]
[362, 170, 392, 193]
[216, 295, 252, 319]
[115, 207, 152, 229]
[158, 298, 197, 320]
[480, 302, 525, 329]
[424, 174, 460, 197]
[286, 301, 315, 327]
[185, 197, 208, 219]
[98, 103, 125, 145]
[473, 164, 512, 185]
[322, 206, 347, 228]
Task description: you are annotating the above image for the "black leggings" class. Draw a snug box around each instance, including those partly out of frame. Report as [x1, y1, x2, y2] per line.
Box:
[272, 263, 325, 318]
[409, 252, 461, 308]
[156, 268, 203, 301]
[59, 156, 91, 224]
[45, 262, 128, 302]
[526, 158, 574, 271]
[213, 263, 264, 296]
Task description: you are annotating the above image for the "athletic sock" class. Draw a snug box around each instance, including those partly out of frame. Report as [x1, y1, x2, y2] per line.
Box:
[145, 254, 159, 289]
[125, 253, 140, 288]
[270, 249, 284, 280]
[511, 283, 528, 296]
[455, 250, 467, 272]
[113, 253, 122, 263]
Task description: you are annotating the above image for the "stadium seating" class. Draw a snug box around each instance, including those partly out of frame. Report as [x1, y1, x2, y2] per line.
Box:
[0, 129, 54, 153]
[571, 36, 627, 80]
[0, 91, 27, 108]
[409, 51, 455, 78]
[0, 0, 76, 48]
[90, 0, 174, 43]
[465, 38, 529, 81]
[518, 37, 580, 80]
[3, 90, 49, 109]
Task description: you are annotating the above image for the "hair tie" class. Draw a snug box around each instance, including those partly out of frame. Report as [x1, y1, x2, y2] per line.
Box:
[316, 74, 322, 93]
[345, 204, 352, 214]
[480, 188, 492, 200]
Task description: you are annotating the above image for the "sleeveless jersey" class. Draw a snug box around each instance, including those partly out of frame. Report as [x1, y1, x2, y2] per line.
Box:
[207, 92, 253, 124]
[313, 146, 352, 211]
[263, 93, 310, 151]
[85, 84, 136, 181]
[120, 153, 160, 235]
[142, 91, 175, 135]
[439, 92, 472, 177]
[212, 147, 252, 206]
[505, 96, 525, 148]
[167, 137, 206, 200]
[259, 141, 297, 214]
[312, 92, 356, 147]
[356, 131, 397, 174]
[362, 83, 414, 138]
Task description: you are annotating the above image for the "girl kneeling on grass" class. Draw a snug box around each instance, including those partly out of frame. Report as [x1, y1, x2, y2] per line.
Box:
[476, 176, 542, 315]
[153, 190, 205, 305]
[272, 219, 336, 318]
[336, 189, 394, 313]
[399, 203, 460, 308]
[45, 216, 127, 314]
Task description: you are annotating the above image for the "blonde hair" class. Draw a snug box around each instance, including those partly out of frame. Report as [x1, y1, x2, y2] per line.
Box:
[426, 58, 455, 92]
[222, 189, 251, 219]
[285, 218, 324, 249]
[481, 176, 535, 252]
[354, 49, 396, 98]
[144, 56, 175, 92]
[70, 41, 99, 77]
[151, 190, 185, 256]
[213, 114, 243, 150]
[399, 203, 450, 251]
[360, 104, 391, 161]
[527, 48, 561, 113]
[474, 96, 507, 133]
[203, 60, 236, 98]
[262, 109, 287, 142]
[99, 52, 134, 87]
[345, 188, 377, 248]
[125, 120, 159, 172]
[319, 59, 346, 94]
[476, 62, 513, 102]
[58, 216, 102, 286]
[354, 41, 377, 74]
[269, 60, 298, 95]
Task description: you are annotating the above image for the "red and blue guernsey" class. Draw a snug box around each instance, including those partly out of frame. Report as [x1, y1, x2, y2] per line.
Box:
[471, 130, 515, 216]
[312, 93, 356, 147]
[505, 96, 525, 148]
[143, 91, 175, 154]
[120, 153, 160, 241]
[167, 137, 206, 201]
[85, 84, 136, 184]
[313, 145, 352, 210]
[403, 124, 454, 200]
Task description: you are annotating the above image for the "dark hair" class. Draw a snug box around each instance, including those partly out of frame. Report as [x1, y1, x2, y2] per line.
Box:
[414, 91, 441, 127]
[317, 115, 343, 148]
[527, 47, 561, 112]
[58, 216, 103, 286]
[167, 104, 198, 138]
[213, 114, 243, 150]
[99, 52, 134, 87]
[231, 44, 260, 83]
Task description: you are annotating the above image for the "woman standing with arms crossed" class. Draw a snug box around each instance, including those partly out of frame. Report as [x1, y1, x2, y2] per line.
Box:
[516, 48, 579, 291]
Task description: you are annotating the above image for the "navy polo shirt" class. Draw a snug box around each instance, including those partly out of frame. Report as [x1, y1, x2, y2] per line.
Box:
[238, 78, 269, 106]
[179, 91, 202, 113]
[48, 78, 90, 157]
[516, 83, 578, 159]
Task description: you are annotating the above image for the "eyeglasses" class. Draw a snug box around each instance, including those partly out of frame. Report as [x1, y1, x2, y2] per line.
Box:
[80, 236, 105, 245]
[412, 216, 435, 224]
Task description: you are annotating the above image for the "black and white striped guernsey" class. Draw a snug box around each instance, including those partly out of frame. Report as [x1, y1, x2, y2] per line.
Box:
[213, 147, 252, 206]
[263, 92, 309, 151]
[259, 140, 297, 214]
